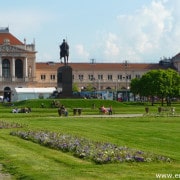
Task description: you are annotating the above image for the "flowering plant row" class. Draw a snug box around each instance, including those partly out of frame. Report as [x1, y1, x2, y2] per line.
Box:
[0, 121, 23, 129]
[10, 130, 171, 164]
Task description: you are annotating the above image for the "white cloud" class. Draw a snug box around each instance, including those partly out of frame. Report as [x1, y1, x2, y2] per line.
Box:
[75, 44, 90, 60]
[1, 0, 180, 63]
[100, 0, 176, 62]
[0, 9, 53, 38]
[104, 33, 119, 57]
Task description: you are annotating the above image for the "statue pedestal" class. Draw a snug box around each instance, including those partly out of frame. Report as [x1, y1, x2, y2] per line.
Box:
[57, 66, 72, 97]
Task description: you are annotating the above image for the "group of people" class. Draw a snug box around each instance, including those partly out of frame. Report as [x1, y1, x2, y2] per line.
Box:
[12, 107, 31, 113]
[100, 105, 113, 115]
[40, 101, 68, 117]
[11, 102, 112, 116]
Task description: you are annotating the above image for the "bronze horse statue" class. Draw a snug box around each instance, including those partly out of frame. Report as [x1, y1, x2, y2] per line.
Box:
[60, 39, 69, 66]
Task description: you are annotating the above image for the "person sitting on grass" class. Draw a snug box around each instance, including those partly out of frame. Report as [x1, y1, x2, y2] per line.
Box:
[108, 106, 113, 115]
[58, 105, 68, 117]
[12, 108, 19, 113]
[100, 105, 108, 114]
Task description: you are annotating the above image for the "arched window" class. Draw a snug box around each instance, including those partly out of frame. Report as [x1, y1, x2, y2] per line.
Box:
[2, 59, 10, 78]
[4, 87, 11, 102]
[15, 59, 23, 78]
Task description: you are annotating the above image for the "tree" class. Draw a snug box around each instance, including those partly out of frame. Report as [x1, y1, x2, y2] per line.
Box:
[72, 83, 79, 92]
[130, 78, 141, 100]
[130, 68, 180, 106]
[86, 84, 94, 92]
[154, 69, 180, 106]
[155, 69, 171, 106]
[139, 70, 159, 105]
[165, 69, 180, 105]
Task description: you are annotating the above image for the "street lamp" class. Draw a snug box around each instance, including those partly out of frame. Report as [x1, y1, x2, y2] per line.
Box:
[90, 58, 96, 94]
[115, 79, 120, 101]
[124, 60, 129, 101]
[79, 75, 83, 91]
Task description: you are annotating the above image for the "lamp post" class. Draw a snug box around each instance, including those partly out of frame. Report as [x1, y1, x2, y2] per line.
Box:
[90, 58, 96, 96]
[115, 79, 120, 101]
[124, 60, 129, 101]
[79, 75, 83, 92]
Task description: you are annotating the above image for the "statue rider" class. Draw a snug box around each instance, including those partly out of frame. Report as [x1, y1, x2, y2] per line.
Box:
[60, 39, 69, 65]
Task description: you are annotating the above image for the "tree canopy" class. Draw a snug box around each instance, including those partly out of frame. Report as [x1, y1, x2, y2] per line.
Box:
[130, 68, 180, 106]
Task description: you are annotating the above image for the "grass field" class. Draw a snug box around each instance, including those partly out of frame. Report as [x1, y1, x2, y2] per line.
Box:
[0, 99, 179, 179]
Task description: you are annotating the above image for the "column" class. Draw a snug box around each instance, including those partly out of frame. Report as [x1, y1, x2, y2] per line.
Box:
[0, 56, 2, 81]
[12, 57, 15, 81]
[24, 57, 28, 81]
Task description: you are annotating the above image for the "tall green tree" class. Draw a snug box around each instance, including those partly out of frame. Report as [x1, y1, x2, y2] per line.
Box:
[155, 69, 171, 106]
[139, 70, 159, 105]
[130, 68, 180, 106]
[165, 69, 180, 105]
[72, 83, 79, 92]
[86, 84, 94, 92]
[130, 78, 141, 100]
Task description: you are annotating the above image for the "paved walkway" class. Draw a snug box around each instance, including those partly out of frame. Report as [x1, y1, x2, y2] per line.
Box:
[66, 113, 180, 118]
[0, 164, 11, 180]
[71, 114, 144, 118]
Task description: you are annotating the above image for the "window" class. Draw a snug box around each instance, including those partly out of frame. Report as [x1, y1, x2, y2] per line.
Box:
[117, 74, 122, 80]
[127, 74, 131, 80]
[2, 59, 10, 78]
[41, 75, 46, 80]
[107, 74, 112, 80]
[15, 59, 23, 78]
[98, 74, 103, 80]
[79, 74, 84, 81]
[136, 74, 141, 79]
[88, 74, 94, 81]
[50, 74, 55, 80]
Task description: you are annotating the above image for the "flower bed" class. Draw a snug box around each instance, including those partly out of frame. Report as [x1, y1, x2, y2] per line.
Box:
[10, 130, 171, 164]
[0, 121, 23, 129]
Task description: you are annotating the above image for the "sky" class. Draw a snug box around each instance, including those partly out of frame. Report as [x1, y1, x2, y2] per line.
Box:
[1, 0, 180, 63]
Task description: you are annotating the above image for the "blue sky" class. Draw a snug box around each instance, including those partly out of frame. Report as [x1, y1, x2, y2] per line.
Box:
[1, 0, 180, 63]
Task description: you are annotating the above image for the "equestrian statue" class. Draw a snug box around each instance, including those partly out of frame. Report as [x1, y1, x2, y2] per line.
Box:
[59, 39, 69, 66]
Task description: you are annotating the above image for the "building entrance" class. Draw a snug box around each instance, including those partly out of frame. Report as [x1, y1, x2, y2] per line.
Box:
[3, 87, 11, 102]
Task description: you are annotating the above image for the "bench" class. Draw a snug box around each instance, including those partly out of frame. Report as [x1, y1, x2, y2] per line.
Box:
[158, 107, 175, 115]
[73, 108, 82, 115]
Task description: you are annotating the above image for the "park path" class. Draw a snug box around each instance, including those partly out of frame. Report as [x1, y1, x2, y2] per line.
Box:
[0, 164, 11, 180]
[60, 113, 180, 118]
[71, 114, 144, 118]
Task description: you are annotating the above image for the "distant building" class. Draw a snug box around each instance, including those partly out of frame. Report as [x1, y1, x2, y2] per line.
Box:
[0, 28, 179, 101]
[36, 62, 170, 91]
[0, 27, 36, 101]
[171, 53, 180, 72]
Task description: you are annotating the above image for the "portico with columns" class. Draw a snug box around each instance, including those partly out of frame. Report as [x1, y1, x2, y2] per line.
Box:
[0, 27, 36, 101]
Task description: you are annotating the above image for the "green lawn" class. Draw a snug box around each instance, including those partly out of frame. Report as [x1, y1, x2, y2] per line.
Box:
[0, 100, 179, 179]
